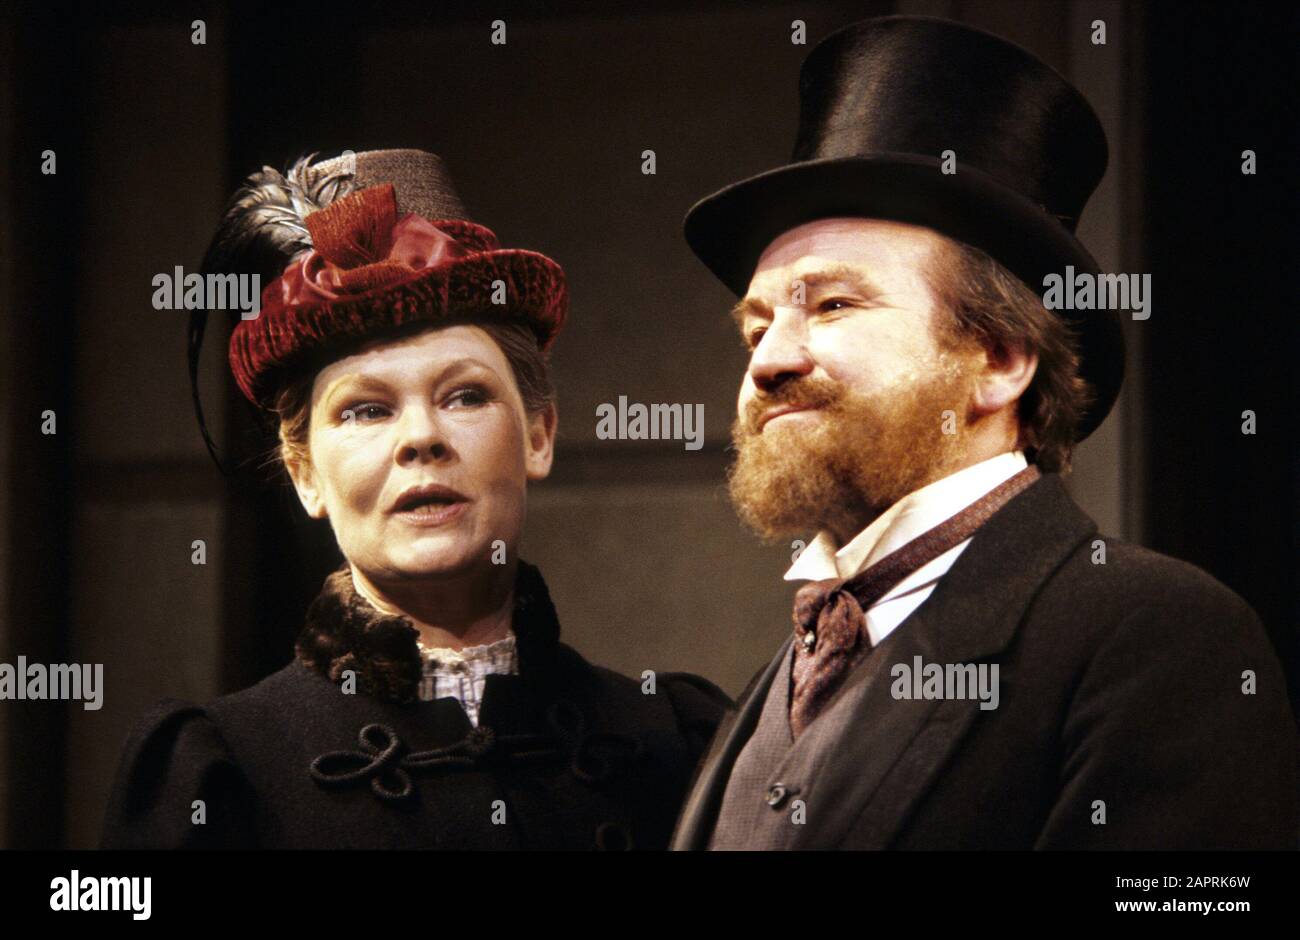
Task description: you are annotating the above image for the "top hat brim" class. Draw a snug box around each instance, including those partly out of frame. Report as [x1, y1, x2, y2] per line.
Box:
[684, 153, 1124, 442]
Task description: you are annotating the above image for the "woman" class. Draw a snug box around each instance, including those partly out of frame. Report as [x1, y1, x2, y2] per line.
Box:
[100, 148, 729, 850]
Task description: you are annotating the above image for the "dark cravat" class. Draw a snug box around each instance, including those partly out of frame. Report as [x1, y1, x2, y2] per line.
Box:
[789, 464, 1041, 737]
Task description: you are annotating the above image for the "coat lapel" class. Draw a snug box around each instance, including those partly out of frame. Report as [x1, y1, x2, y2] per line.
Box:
[669, 637, 791, 850]
[787, 472, 1098, 848]
[675, 472, 1098, 850]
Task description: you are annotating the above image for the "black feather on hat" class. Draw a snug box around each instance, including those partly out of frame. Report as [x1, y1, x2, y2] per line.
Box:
[188, 153, 357, 475]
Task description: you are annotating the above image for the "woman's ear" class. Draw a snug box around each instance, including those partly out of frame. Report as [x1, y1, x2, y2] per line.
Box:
[284, 452, 329, 519]
[524, 403, 558, 481]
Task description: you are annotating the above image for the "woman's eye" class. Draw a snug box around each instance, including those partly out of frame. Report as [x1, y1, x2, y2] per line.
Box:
[343, 404, 389, 423]
[745, 328, 767, 350]
[446, 386, 490, 408]
[818, 298, 854, 313]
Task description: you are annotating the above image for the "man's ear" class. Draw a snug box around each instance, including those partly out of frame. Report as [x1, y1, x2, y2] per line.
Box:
[284, 452, 328, 519]
[970, 338, 1038, 420]
[524, 403, 558, 481]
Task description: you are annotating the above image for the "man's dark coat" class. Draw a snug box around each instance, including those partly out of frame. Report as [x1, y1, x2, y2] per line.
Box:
[672, 473, 1299, 850]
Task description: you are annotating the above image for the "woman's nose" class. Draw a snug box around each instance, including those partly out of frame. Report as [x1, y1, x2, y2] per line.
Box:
[394, 406, 451, 463]
[749, 308, 814, 394]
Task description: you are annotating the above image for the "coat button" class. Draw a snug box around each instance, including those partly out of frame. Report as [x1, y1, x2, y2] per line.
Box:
[766, 783, 788, 808]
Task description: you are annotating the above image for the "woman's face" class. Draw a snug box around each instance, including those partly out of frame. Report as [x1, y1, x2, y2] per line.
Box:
[287, 324, 555, 583]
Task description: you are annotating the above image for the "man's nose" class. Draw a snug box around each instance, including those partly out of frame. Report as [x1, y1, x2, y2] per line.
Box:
[749, 309, 814, 393]
[394, 405, 451, 464]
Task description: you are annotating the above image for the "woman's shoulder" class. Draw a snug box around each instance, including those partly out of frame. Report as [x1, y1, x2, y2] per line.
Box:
[99, 695, 256, 849]
[99, 661, 327, 849]
[204, 658, 333, 717]
[551, 643, 732, 746]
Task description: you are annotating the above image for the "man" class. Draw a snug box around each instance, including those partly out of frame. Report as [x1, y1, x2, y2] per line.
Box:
[672, 15, 1298, 850]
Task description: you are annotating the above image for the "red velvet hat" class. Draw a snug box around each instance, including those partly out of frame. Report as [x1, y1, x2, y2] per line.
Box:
[221, 148, 567, 411]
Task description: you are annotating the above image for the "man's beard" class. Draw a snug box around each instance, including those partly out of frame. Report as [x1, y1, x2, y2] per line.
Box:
[727, 357, 976, 543]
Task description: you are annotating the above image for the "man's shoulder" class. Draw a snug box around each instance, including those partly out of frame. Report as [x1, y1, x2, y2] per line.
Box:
[1021, 532, 1278, 681]
[1045, 533, 1257, 622]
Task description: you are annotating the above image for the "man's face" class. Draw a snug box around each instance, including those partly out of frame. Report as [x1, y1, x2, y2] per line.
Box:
[728, 217, 983, 542]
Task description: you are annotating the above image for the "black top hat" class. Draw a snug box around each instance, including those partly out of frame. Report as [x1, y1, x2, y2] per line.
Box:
[684, 15, 1123, 440]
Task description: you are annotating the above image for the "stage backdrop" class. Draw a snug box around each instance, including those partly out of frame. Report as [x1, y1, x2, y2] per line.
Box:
[1, 0, 1293, 849]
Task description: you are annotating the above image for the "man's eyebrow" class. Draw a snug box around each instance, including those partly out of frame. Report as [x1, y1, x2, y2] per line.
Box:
[792, 265, 884, 297]
[730, 296, 771, 328]
[730, 264, 883, 327]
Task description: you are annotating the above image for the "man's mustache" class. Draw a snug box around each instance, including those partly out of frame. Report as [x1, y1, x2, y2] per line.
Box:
[741, 377, 844, 433]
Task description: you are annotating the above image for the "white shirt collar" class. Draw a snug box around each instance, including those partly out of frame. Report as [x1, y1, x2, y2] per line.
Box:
[785, 450, 1029, 583]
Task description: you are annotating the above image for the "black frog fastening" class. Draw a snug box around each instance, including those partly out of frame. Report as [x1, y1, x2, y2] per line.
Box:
[309, 701, 646, 804]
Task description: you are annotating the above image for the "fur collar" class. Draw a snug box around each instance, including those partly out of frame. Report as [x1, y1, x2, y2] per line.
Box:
[294, 560, 561, 705]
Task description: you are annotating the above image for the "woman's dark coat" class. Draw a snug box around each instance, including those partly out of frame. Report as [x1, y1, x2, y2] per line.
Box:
[100, 561, 729, 850]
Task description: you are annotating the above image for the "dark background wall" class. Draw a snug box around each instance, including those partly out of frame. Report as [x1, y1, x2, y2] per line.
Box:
[1, 0, 1295, 848]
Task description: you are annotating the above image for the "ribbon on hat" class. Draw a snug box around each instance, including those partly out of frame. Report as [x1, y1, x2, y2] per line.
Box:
[266, 183, 473, 308]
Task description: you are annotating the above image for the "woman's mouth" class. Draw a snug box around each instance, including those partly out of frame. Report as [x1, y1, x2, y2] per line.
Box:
[392, 497, 469, 527]
[389, 484, 470, 527]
